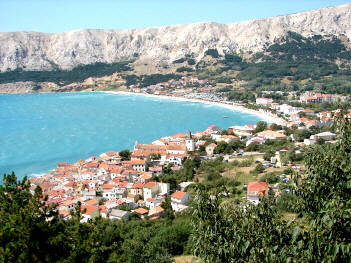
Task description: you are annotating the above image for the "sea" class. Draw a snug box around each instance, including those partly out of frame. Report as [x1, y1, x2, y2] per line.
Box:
[0, 92, 263, 180]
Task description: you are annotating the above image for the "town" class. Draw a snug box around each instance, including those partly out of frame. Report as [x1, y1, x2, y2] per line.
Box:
[30, 84, 349, 221]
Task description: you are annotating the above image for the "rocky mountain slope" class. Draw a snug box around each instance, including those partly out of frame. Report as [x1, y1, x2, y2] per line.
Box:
[1, 4, 351, 72]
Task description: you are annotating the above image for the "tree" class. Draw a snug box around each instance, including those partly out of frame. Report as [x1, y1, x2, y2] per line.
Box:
[0, 173, 60, 262]
[264, 149, 275, 161]
[150, 153, 161, 161]
[119, 149, 131, 161]
[270, 123, 282, 131]
[191, 114, 351, 262]
[293, 129, 312, 142]
[254, 121, 267, 133]
[205, 49, 219, 58]
[161, 195, 175, 222]
[246, 142, 260, 152]
[213, 141, 229, 154]
[254, 163, 265, 174]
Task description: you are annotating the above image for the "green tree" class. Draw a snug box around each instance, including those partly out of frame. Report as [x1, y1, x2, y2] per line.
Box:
[205, 49, 219, 58]
[191, 113, 351, 262]
[119, 149, 131, 161]
[161, 195, 175, 222]
[254, 121, 267, 133]
[0, 173, 60, 262]
[254, 163, 266, 174]
[150, 153, 161, 161]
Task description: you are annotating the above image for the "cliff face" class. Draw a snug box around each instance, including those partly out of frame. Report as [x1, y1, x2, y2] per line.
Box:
[1, 3, 351, 72]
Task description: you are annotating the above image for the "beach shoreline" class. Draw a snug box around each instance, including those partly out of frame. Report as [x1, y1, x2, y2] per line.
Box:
[100, 91, 287, 126]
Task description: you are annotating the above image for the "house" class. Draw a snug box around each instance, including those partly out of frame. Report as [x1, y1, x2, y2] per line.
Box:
[123, 160, 147, 172]
[83, 199, 99, 207]
[139, 172, 153, 184]
[129, 183, 144, 197]
[114, 188, 127, 199]
[166, 154, 186, 166]
[81, 205, 100, 222]
[149, 165, 163, 175]
[304, 138, 316, 146]
[171, 203, 189, 212]
[247, 181, 269, 205]
[171, 191, 190, 205]
[143, 182, 159, 200]
[145, 198, 162, 209]
[299, 118, 320, 129]
[312, 131, 336, 141]
[148, 206, 164, 218]
[99, 205, 108, 218]
[102, 190, 116, 200]
[158, 182, 170, 195]
[256, 130, 287, 140]
[300, 92, 338, 104]
[205, 143, 217, 156]
[216, 135, 239, 143]
[246, 136, 265, 146]
[256, 98, 273, 105]
[132, 207, 149, 219]
[279, 104, 303, 115]
[303, 109, 315, 116]
[166, 144, 187, 155]
[205, 126, 222, 135]
[109, 209, 130, 220]
[228, 125, 255, 137]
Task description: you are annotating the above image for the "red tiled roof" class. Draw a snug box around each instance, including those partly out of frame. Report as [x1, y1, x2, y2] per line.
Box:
[171, 191, 187, 200]
[133, 207, 149, 215]
[102, 184, 115, 189]
[143, 182, 158, 189]
[132, 183, 144, 189]
[84, 199, 99, 206]
[129, 160, 146, 165]
[81, 205, 98, 215]
[99, 205, 107, 213]
[247, 181, 269, 197]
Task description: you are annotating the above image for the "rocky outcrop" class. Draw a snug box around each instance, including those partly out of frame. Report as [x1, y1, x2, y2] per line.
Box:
[0, 3, 351, 72]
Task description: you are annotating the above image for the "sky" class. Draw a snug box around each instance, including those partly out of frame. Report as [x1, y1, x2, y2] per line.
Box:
[0, 0, 350, 33]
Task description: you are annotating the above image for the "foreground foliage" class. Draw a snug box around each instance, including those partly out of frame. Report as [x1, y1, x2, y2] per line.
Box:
[0, 174, 192, 262]
[191, 114, 351, 262]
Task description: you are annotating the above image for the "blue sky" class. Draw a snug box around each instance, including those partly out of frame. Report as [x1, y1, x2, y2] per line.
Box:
[1, 0, 350, 33]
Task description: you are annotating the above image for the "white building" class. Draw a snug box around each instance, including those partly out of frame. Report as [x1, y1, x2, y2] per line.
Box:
[247, 181, 269, 205]
[186, 138, 195, 152]
[109, 209, 130, 220]
[279, 104, 304, 115]
[171, 191, 190, 205]
[256, 98, 273, 105]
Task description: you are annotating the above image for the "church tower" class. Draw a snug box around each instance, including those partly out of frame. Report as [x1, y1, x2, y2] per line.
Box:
[186, 131, 195, 152]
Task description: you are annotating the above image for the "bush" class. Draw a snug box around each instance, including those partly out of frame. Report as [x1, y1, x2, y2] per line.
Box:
[173, 58, 185, 64]
[205, 49, 219, 58]
[176, 67, 194, 73]
[187, 58, 196, 65]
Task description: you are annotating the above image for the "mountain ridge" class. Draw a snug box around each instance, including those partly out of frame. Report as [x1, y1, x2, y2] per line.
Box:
[1, 3, 351, 72]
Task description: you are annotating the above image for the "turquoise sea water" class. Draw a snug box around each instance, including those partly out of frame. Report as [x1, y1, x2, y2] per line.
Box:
[0, 92, 263, 180]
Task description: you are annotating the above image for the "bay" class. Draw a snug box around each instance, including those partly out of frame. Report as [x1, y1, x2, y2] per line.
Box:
[0, 92, 263, 180]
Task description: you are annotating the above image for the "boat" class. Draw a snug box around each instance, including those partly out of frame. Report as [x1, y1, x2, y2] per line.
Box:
[223, 116, 229, 118]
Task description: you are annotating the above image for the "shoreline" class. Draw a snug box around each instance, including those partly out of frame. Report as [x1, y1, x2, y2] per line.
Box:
[0, 89, 287, 125]
[100, 91, 287, 125]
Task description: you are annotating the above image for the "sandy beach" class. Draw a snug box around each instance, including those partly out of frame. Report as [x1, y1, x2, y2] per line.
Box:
[101, 91, 287, 126]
